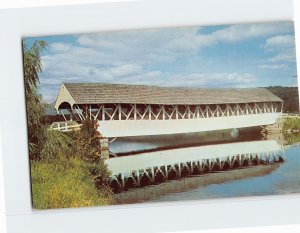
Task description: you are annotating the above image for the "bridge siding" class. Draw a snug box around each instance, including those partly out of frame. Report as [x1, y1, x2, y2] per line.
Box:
[98, 113, 281, 138]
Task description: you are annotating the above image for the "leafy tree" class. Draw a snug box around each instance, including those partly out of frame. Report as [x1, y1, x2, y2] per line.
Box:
[72, 119, 102, 162]
[23, 40, 47, 96]
[71, 119, 111, 184]
[40, 130, 73, 160]
[23, 40, 47, 159]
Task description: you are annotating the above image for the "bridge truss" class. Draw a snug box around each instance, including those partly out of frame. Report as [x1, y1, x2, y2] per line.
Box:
[61, 102, 283, 122]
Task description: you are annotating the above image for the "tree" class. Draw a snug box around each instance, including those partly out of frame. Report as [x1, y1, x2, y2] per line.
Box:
[72, 119, 102, 162]
[23, 40, 48, 159]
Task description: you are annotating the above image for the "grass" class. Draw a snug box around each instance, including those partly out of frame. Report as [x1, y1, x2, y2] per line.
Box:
[283, 117, 300, 131]
[31, 156, 114, 209]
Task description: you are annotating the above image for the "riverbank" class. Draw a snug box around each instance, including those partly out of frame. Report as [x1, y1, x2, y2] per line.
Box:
[31, 157, 113, 209]
[113, 164, 279, 205]
[262, 116, 300, 134]
[283, 117, 300, 132]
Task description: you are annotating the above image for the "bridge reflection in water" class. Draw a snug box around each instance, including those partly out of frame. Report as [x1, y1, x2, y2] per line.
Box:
[106, 140, 285, 194]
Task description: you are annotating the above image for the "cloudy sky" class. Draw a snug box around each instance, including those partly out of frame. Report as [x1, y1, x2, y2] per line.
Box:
[24, 21, 298, 103]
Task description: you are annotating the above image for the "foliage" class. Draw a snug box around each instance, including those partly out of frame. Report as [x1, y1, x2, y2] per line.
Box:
[23, 40, 48, 159]
[266, 86, 299, 113]
[26, 90, 47, 160]
[71, 119, 103, 162]
[23, 40, 47, 96]
[40, 130, 73, 161]
[283, 117, 300, 131]
[23, 40, 113, 208]
[86, 159, 111, 181]
[31, 156, 113, 209]
[30, 121, 113, 208]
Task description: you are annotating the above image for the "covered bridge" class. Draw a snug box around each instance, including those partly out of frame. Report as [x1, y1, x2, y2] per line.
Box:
[54, 83, 283, 137]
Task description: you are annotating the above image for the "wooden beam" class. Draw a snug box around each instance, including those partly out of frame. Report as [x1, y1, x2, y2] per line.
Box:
[89, 105, 92, 120]
[119, 104, 122, 120]
[60, 110, 67, 121]
[102, 105, 105, 121]
[94, 105, 103, 120]
[110, 104, 120, 121]
[206, 105, 209, 118]
[196, 106, 200, 118]
[149, 105, 152, 120]
[74, 105, 85, 120]
[155, 105, 163, 120]
[126, 105, 134, 120]
[141, 105, 150, 120]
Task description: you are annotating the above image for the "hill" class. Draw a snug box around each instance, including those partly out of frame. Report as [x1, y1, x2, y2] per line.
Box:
[266, 86, 299, 113]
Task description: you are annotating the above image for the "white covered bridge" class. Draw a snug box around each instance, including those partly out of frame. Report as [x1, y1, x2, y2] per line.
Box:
[54, 83, 283, 138]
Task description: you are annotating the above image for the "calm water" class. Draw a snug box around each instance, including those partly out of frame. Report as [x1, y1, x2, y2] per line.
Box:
[110, 128, 262, 154]
[108, 129, 300, 203]
[150, 145, 300, 203]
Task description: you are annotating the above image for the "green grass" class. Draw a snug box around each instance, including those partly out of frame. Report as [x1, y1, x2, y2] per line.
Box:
[283, 117, 300, 131]
[31, 156, 114, 209]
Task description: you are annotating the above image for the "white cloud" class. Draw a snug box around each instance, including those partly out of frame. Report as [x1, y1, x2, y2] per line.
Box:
[75, 22, 293, 65]
[264, 35, 295, 50]
[259, 64, 288, 70]
[260, 33, 296, 70]
[202, 22, 293, 44]
[267, 51, 296, 63]
[44, 22, 294, 70]
[39, 22, 294, 102]
[118, 72, 258, 88]
[165, 73, 257, 88]
[50, 42, 72, 52]
[110, 65, 143, 77]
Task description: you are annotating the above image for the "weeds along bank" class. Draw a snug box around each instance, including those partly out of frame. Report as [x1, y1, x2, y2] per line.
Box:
[283, 117, 300, 132]
[31, 157, 113, 209]
[30, 120, 114, 209]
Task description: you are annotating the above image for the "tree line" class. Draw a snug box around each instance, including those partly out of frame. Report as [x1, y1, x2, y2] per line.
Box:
[266, 86, 300, 113]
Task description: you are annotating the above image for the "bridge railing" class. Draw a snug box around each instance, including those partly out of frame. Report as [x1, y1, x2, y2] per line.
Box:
[50, 121, 82, 132]
[282, 113, 300, 118]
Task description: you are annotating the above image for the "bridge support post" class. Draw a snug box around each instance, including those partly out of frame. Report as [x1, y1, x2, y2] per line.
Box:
[100, 138, 109, 160]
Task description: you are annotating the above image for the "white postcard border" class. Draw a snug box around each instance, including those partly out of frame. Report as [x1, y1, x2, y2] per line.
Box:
[0, 0, 299, 232]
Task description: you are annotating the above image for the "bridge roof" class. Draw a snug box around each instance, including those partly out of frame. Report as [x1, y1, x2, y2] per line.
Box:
[55, 83, 283, 109]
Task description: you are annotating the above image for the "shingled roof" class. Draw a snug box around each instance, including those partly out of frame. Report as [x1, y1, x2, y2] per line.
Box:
[55, 82, 283, 109]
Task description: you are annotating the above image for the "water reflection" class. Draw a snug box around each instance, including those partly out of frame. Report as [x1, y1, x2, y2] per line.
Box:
[106, 140, 284, 193]
[105, 130, 300, 204]
[110, 127, 263, 154]
[150, 143, 300, 203]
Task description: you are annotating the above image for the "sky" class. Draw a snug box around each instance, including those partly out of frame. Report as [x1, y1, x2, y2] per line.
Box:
[24, 21, 298, 103]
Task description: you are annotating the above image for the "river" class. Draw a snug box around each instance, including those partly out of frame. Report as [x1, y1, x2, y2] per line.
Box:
[107, 128, 300, 204]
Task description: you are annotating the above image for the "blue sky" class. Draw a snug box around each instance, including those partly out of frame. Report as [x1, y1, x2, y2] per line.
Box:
[24, 21, 298, 103]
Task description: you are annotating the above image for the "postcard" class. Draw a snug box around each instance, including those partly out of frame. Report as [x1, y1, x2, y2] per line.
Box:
[23, 21, 299, 209]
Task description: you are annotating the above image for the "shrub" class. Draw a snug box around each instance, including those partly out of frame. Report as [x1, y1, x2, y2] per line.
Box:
[40, 129, 73, 161]
[30, 156, 113, 209]
[70, 119, 103, 162]
[283, 117, 300, 131]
